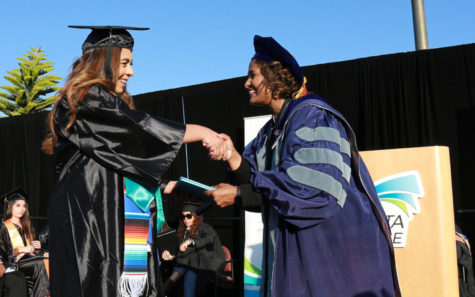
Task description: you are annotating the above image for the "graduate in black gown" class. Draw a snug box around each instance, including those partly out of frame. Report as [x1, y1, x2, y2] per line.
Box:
[161, 203, 225, 297]
[0, 193, 49, 297]
[42, 26, 229, 297]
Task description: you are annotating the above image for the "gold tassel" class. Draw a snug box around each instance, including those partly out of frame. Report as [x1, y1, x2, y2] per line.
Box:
[294, 77, 308, 99]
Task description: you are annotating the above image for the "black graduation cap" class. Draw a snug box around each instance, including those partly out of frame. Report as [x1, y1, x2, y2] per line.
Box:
[182, 201, 214, 216]
[0, 186, 27, 220]
[68, 25, 149, 80]
[252, 35, 305, 85]
[182, 202, 200, 213]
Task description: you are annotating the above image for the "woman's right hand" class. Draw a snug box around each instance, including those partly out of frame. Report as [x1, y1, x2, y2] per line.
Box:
[217, 133, 242, 169]
[205, 183, 238, 207]
[183, 124, 228, 160]
[202, 131, 228, 161]
[18, 245, 35, 254]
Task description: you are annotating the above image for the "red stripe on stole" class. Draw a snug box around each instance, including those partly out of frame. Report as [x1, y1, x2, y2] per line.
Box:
[124, 228, 148, 236]
[124, 225, 149, 231]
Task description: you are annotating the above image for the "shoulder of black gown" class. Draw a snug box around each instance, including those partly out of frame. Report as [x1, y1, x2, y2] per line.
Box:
[0, 223, 14, 262]
[84, 84, 123, 108]
[54, 83, 186, 188]
[197, 222, 219, 239]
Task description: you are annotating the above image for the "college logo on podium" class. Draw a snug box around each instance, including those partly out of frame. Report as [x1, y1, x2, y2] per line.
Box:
[374, 171, 425, 248]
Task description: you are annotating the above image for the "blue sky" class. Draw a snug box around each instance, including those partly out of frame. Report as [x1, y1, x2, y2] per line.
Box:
[1, 1, 474, 97]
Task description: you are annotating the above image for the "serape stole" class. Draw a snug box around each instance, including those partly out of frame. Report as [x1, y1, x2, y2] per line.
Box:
[119, 178, 165, 297]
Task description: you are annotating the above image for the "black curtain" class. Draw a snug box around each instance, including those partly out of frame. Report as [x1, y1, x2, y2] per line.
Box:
[1, 43, 475, 297]
[0, 112, 53, 232]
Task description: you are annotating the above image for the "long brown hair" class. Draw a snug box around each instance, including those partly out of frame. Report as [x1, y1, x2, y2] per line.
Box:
[42, 47, 134, 155]
[254, 59, 302, 100]
[177, 212, 202, 241]
[5, 195, 35, 242]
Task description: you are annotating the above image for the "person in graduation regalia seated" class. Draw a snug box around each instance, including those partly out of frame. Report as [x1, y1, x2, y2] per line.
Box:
[0, 193, 49, 297]
[205, 35, 402, 297]
[42, 25, 229, 297]
[161, 202, 225, 297]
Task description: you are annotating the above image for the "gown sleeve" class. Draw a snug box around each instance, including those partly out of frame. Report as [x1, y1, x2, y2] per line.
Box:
[55, 84, 186, 188]
[194, 223, 219, 250]
[0, 224, 15, 264]
[193, 223, 225, 272]
[245, 105, 352, 229]
[229, 158, 264, 211]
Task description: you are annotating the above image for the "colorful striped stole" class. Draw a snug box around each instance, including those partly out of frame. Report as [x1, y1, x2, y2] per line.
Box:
[119, 178, 165, 297]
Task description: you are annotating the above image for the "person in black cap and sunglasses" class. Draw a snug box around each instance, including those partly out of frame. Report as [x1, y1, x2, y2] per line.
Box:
[42, 26, 229, 297]
[206, 35, 401, 297]
[161, 202, 225, 297]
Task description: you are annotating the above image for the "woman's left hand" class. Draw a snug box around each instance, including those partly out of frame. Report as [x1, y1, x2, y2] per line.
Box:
[162, 250, 175, 261]
[163, 181, 177, 194]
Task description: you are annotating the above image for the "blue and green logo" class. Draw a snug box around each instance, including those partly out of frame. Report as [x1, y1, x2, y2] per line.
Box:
[374, 171, 425, 247]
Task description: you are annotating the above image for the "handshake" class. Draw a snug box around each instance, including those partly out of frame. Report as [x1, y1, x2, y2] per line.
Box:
[163, 125, 242, 208]
[200, 130, 235, 161]
[183, 124, 242, 167]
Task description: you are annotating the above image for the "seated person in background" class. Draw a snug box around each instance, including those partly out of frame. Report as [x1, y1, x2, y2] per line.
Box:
[0, 250, 26, 297]
[161, 202, 225, 297]
[0, 193, 49, 297]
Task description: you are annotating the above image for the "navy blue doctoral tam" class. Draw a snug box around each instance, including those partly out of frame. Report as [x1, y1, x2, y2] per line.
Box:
[252, 35, 305, 84]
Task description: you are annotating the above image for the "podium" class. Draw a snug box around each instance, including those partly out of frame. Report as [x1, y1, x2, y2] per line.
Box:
[361, 146, 459, 297]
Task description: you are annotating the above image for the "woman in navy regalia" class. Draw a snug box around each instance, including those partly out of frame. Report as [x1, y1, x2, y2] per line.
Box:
[206, 35, 402, 297]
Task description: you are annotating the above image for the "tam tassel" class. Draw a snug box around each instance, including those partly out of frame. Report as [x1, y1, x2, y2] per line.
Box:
[294, 77, 309, 99]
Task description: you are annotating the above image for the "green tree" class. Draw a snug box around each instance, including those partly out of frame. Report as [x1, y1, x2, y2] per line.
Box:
[0, 46, 61, 117]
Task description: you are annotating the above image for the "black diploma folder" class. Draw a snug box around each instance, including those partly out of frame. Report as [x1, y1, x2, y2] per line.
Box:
[157, 229, 179, 255]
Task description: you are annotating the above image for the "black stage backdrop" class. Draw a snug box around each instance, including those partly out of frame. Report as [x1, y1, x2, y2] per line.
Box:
[1, 43, 475, 296]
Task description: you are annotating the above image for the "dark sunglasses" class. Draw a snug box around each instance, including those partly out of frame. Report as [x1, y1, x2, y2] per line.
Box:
[181, 214, 193, 220]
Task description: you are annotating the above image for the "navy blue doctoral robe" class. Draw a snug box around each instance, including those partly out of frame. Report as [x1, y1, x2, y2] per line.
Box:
[241, 94, 401, 297]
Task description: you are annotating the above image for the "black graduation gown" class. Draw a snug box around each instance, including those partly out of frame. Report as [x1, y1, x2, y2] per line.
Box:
[176, 223, 225, 273]
[0, 224, 49, 297]
[0, 270, 27, 297]
[48, 84, 185, 297]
